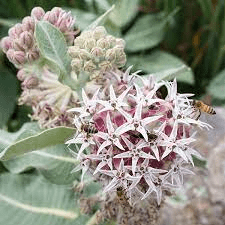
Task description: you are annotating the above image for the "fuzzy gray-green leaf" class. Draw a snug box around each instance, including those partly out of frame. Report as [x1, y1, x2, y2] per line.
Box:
[0, 173, 91, 225]
[208, 68, 225, 99]
[128, 50, 194, 83]
[35, 21, 71, 80]
[0, 126, 75, 161]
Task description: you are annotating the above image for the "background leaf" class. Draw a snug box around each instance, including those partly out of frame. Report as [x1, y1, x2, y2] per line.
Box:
[208, 68, 225, 99]
[3, 144, 79, 185]
[0, 125, 75, 160]
[124, 13, 166, 52]
[68, 8, 97, 31]
[128, 50, 194, 84]
[86, 4, 115, 30]
[0, 172, 91, 225]
[0, 69, 18, 128]
[108, 0, 139, 28]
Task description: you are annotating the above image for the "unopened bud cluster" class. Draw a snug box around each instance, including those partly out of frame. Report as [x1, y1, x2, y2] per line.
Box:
[67, 69, 211, 205]
[68, 26, 126, 80]
[1, 7, 77, 67]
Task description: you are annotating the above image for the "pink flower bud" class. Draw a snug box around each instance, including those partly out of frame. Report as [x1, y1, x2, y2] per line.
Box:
[79, 49, 92, 60]
[105, 48, 117, 61]
[99, 60, 112, 72]
[31, 7, 45, 20]
[74, 36, 85, 48]
[17, 69, 27, 81]
[106, 35, 116, 47]
[84, 60, 96, 72]
[93, 26, 107, 40]
[0, 37, 12, 53]
[19, 31, 34, 49]
[71, 58, 83, 72]
[7, 49, 26, 65]
[22, 16, 35, 32]
[27, 49, 39, 62]
[8, 23, 23, 38]
[97, 38, 110, 49]
[22, 76, 39, 89]
[91, 47, 104, 58]
[43, 11, 57, 25]
[84, 38, 96, 50]
[51, 7, 62, 17]
[13, 39, 24, 51]
[115, 38, 126, 48]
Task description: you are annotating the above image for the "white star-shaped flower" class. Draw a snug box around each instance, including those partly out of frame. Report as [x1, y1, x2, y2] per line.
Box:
[95, 113, 128, 154]
[100, 159, 129, 193]
[114, 137, 155, 174]
[97, 85, 131, 114]
[119, 102, 163, 142]
[68, 88, 99, 118]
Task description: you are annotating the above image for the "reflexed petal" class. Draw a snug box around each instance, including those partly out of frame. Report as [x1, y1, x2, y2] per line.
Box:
[119, 109, 133, 122]
[97, 139, 112, 155]
[139, 151, 155, 159]
[134, 102, 143, 120]
[95, 131, 109, 140]
[119, 159, 125, 171]
[118, 86, 131, 102]
[66, 137, 84, 144]
[141, 115, 163, 127]
[67, 107, 83, 113]
[78, 142, 90, 158]
[71, 164, 82, 173]
[109, 85, 117, 101]
[106, 112, 114, 133]
[103, 177, 119, 193]
[128, 175, 142, 190]
[121, 136, 134, 150]
[170, 120, 178, 140]
[161, 146, 172, 160]
[177, 137, 196, 145]
[113, 151, 131, 158]
[173, 147, 188, 162]
[156, 188, 162, 205]
[114, 138, 125, 150]
[115, 123, 134, 135]
[151, 145, 160, 161]
[82, 89, 89, 105]
[132, 156, 139, 174]
[93, 161, 107, 175]
[136, 126, 148, 142]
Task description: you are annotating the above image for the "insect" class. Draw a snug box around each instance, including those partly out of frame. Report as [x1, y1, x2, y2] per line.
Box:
[80, 121, 98, 134]
[130, 131, 158, 143]
[192, 100, 216, 120]
[74, 116, 98, 137]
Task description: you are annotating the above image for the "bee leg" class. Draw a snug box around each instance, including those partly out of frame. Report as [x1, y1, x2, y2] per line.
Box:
[196, 110, 201, 120]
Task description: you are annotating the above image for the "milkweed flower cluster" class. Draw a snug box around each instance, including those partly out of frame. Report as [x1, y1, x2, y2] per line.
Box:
[0, 6, 77, 67]
[67, 69, 212, 205]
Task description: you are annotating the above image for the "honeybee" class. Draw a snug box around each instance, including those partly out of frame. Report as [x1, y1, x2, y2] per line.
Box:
[74, 116, 98, 137]
[130, 131, 158, 143]
[192, 100, 216, 119]
[80, 121, 98, 134]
